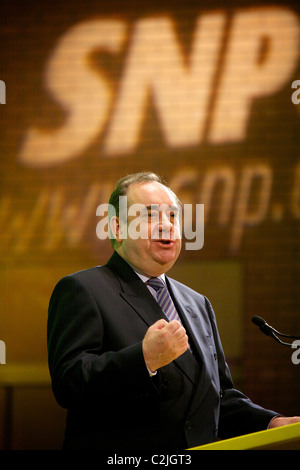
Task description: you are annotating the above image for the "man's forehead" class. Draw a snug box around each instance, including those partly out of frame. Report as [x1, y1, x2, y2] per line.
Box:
[127, 181, 179, 206]
[144, 204, 180, 212]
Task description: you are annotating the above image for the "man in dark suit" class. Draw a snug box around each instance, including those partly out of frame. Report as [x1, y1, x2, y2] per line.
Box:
[47, 172, 299, 450]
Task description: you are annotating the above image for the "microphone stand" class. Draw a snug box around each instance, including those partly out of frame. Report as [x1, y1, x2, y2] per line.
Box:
[252, 316, 300, 347]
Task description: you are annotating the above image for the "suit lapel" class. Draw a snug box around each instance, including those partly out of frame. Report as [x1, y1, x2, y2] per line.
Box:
[106, 252, 166, 327]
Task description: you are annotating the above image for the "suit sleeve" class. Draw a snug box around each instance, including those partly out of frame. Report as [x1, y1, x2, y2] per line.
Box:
[204, 297, 279, 438]
[47, 275, 159, 409]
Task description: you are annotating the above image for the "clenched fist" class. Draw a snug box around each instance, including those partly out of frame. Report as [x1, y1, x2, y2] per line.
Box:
[142, 319, 189, 372]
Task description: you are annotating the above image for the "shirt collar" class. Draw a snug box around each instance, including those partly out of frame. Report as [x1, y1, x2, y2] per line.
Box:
[136, 271, 165, 284]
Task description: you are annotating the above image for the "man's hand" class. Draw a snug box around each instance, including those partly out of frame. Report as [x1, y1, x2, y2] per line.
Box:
[142, 319, 189, 372]
[269, 416, 300, 428]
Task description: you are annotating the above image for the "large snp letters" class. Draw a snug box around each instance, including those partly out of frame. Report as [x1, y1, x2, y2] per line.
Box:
[19, 7, 300, 167]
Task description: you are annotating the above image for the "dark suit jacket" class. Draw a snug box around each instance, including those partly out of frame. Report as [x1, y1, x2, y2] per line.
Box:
[47, 251, 278, 450]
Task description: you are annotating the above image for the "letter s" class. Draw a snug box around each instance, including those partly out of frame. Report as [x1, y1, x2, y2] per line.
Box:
[19, 20, 126, 167]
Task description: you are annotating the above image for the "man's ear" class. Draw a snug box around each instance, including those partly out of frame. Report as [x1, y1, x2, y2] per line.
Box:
[109, 216, 123, 243]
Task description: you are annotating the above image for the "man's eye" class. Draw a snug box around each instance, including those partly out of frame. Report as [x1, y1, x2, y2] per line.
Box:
[148, 212, 158, 219]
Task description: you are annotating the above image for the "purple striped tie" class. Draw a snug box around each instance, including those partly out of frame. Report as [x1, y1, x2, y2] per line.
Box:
[147, 277, 192, 353]
[147, 277, 182, 324]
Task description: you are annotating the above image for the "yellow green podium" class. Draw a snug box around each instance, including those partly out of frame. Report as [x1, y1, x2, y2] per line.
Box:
[190, 422, 300, 450]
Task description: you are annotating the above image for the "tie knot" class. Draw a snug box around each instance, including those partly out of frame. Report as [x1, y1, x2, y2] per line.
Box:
[147, 277, 165, 291]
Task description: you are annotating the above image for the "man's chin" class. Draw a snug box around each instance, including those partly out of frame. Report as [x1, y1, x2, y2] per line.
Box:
[152, 251, 180, 274]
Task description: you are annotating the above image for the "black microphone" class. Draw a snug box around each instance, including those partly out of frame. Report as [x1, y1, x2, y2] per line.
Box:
[252, 316, 300, 347]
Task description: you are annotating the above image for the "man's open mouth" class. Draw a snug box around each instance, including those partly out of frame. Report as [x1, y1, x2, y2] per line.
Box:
[155, 239, 174, 245]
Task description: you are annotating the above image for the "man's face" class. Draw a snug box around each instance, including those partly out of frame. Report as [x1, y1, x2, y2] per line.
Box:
[114, 181, 182, 277]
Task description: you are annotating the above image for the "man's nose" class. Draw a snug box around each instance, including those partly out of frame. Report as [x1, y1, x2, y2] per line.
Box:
[159, 213, 173, 232]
